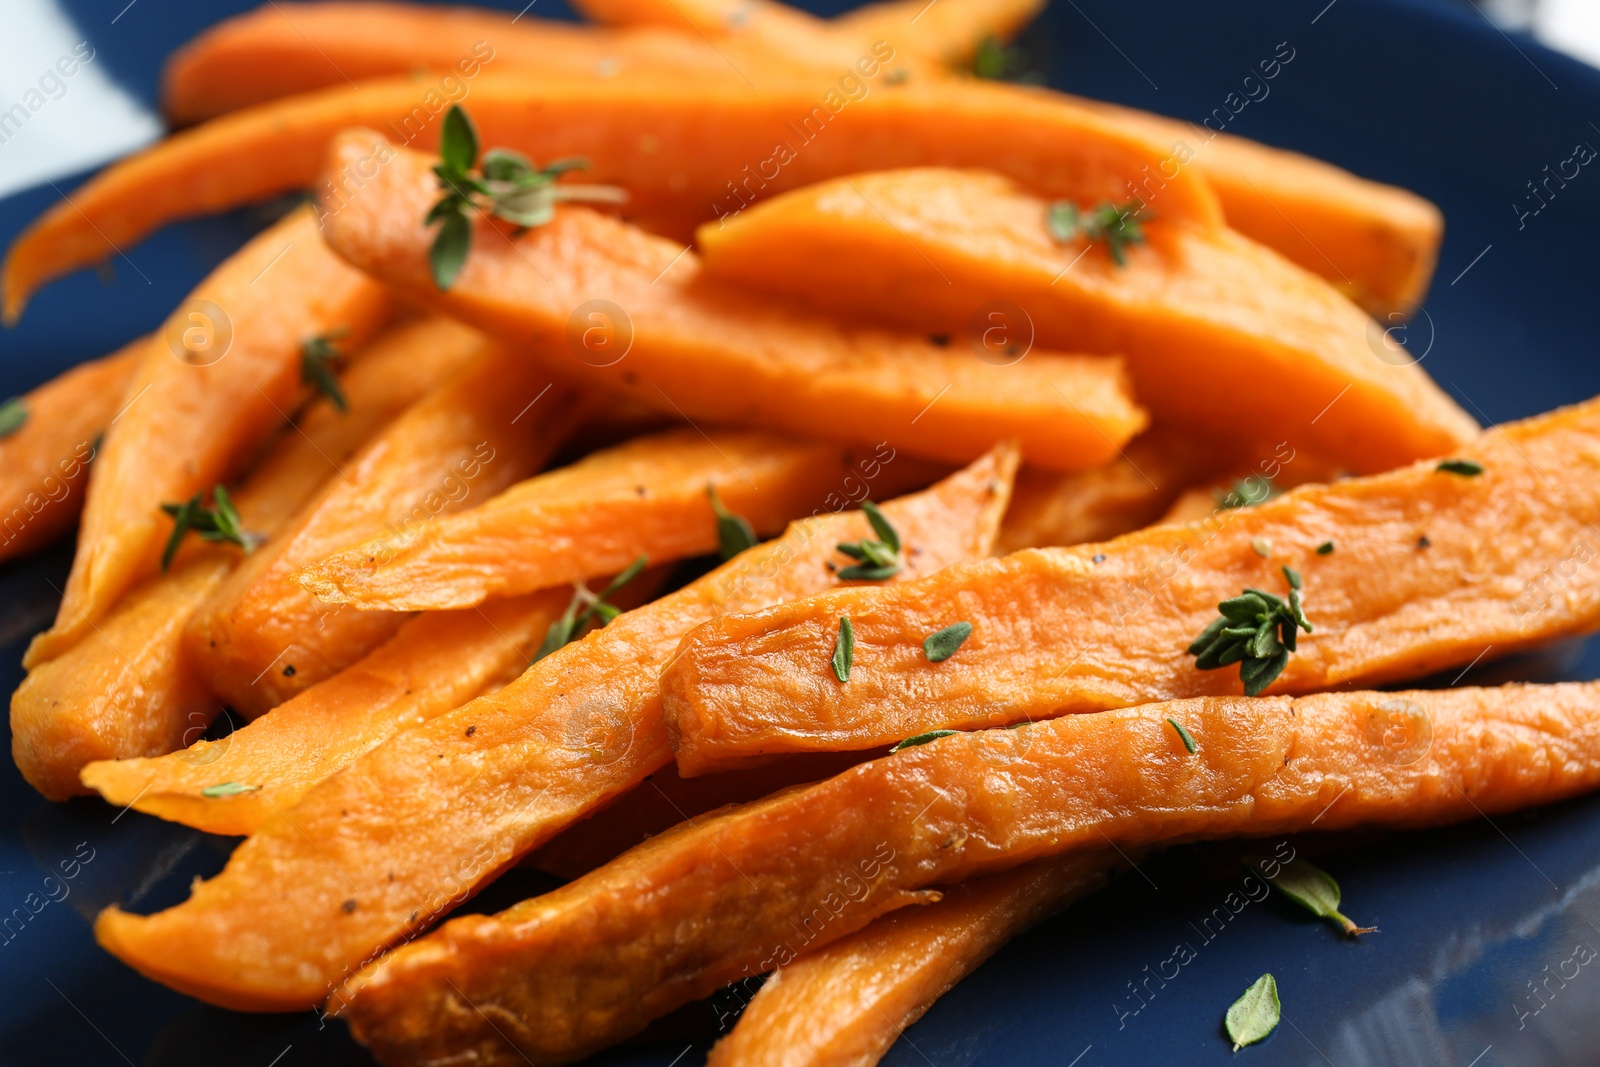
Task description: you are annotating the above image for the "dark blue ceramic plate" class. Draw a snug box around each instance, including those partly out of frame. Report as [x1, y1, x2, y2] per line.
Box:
[4, 0, 1600, 1063]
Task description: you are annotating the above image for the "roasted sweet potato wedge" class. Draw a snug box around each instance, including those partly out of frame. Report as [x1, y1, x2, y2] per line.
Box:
[525, 751, 870, 880]
[664, 395, 1600, 771]
[9, 317, 473, 800]
[1077, 98, 1444, 314]
[23, 208, 393, 666]
[80, 590, 568, 835]
[92, 445, 1016, 1012]
[997, 427, 1238, 553]
[294, 428, 940, 611]
[834, 0, 1045, 64]
[340, 681, 1600, 1064]
[184, 342, 586, 718]
[707, 853, 1124, 1067]
[160, 3, 788, 124]
[0, 340, 140, 563]
[2, 72, 1217, 320]
[696, 168, 1475, 473]
[319, 133, 1145, 471]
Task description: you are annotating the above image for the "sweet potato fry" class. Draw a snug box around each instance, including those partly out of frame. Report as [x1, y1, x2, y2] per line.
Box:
[339, 681, 1600, 1065]
[22, 208, 393, 667]
[319, 133, 1145, 470]
[569, 0, 820, 34]
[1077, 99, 1444, 314]
[9, 317, 474, 800]
[997, 427, 1237, 553]
[92, 445, 1016, 1012]
[0, 340, 140, 563]
[83, 590, 570, 836]
[707, 853, 1124, 1067]
[572, 0, 1039, 66]
[527, 751, 871, 880]
[664, 396, 1600, 772]
[696, 168, 1476, 473]
[184, 343, 588, 719]
[161, 3, 839, 124]
[295, 428, 941, 611]
[834, 0, 1045, 64]
[1, 72, 1218, 320]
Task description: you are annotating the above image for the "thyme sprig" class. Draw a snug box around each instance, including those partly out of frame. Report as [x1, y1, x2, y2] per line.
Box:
[1187, 565, 1312, 696]
[160, 485, 260, 570]
[707, 484, 758, 560]
[1047, 199, 1150, 266]
[301, 329, 348, 411]
[836, 500, 904, 581]
[534, 555, 647, 662]
[427, 105, 627, 290]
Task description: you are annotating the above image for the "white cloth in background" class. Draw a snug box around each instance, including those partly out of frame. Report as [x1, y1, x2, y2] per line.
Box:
[0, 0, 161, 200]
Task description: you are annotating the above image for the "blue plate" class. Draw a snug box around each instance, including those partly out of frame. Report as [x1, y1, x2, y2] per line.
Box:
[4, 0, 1600, 1063]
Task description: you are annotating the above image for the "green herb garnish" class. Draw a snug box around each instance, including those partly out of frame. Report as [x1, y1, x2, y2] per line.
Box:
[426, 105, 626, 290]
[1216, 474, 1278, 510]
[922, 621, 972, 662]
[1046, 199, 1149, 267]
[201, 781, 261, 797]
[836, 500, 904, 581]
[1187, 569, 1312, 696]
[1166, 717, 1197, 754]
[1225, 974, 1281, 1051]
[1269, 858, 1376, 937]
[0, 397, 27, 437]
[1436, 458, 1484, 477]
[832, 616, 854, 682]
[1316, 541, 1334, 555]
[301, 329, 349, 411]
[971, 35, 1027, 81]
[890, 729, 960, 752]
[534, 555, 647, 661]
[707, 484, 758, 561]
[160, 485, 259, 570]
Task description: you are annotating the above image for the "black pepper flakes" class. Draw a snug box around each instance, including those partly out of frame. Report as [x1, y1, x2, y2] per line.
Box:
[1417, 535, 1432, 550]
[282, 664, 296, 677]
[466, 725, 477, 737]
[341, 899, 358, 913]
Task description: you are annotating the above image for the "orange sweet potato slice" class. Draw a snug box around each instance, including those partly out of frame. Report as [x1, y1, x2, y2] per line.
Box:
[696, 168, 1476, 473]
[339, 681, 1600, 1064]
[707, 853, 1124, 1067]
[9, 317, 475, 800]
[525, 751, 870, 880]
[92, 444, 1016, 1012]
[997, 427, 1237, 553]
[82, 583, 640, 836]
[184, 342, 589, 719]
[1076, 98, 1444, 314]
[663, 395, 1600, 772]
[0, 340, 139, 563]
[834, 0, 1045, 64]
[160, 3, 783, 124]
[319, 133, 1145, 471]
[22, 207, 393, 667]
[295, 428, 941, 611]
[1, 72, 1217, 320]
[569, 0, 823, 34]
